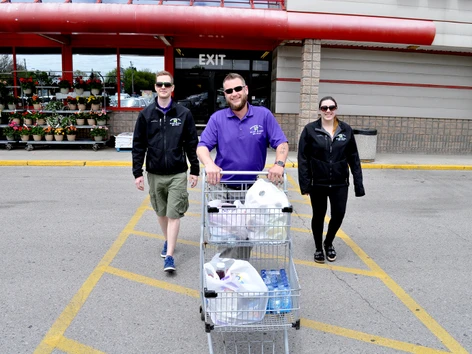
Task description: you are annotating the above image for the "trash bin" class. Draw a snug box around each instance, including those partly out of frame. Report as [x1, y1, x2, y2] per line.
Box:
[353, 128, 377, 162]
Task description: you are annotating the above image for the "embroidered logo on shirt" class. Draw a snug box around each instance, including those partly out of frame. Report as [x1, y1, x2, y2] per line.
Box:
[336, 134, 347, 141]
[249, 124, 264, 135]
[169, 118, 182, 126]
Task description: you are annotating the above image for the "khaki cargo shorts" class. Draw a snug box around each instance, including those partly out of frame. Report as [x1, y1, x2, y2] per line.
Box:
[147, 172, 189, 219]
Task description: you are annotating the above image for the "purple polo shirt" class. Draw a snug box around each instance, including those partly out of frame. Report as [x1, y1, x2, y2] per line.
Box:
[198, 103, 287, 181]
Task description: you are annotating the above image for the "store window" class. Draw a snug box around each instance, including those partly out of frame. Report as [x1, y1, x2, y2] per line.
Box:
[73, 48, 117, 100]
[13, 47, 62, 100]
[117, 49, 164, 108]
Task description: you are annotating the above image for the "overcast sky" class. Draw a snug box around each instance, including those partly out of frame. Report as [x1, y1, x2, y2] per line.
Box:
[17, 54, 164, 77]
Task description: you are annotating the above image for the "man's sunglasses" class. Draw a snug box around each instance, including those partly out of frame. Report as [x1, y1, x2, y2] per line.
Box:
[155, 82, 173, 88]
[320, 105, 337, 112]
[224, 85, 245, 95]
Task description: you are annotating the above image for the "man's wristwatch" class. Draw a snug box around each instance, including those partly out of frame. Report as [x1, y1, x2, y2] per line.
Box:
[275, 160, 285, 168]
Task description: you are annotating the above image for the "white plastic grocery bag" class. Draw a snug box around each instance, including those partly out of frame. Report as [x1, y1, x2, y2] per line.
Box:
[204, 256, 268, 325]
[207, 200, 248, 241]
[244, 179, 290, 240]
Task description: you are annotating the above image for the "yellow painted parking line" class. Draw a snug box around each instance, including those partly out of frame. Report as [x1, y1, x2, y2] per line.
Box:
[55, 336, 106, 354]
[132, 230, 201, 248]
[293, 258, 379, 277]
[106, 265, 199, 298]
[34, 196, 150, 354]
[300, 318, 451, 354]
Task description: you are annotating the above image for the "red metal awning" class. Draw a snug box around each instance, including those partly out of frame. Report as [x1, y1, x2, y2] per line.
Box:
[0, 4, 435, 45]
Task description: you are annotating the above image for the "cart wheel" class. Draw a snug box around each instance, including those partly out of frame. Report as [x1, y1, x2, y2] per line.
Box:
[200, 305, 205, 321]
[92, 144, 99, 151]
[26, 144, 34, 151]
[5, 143, 12, 151]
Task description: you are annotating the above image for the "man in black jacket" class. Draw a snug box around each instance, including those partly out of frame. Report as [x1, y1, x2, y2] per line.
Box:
[132, 70, 200, 273]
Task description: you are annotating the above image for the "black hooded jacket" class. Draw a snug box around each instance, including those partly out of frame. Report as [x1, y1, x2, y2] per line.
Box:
[298, 119, 365, 196]
[132, 100, 200, 178]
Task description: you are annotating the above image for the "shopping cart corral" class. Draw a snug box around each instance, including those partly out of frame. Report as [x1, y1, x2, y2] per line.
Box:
[199, 170, 301, 354]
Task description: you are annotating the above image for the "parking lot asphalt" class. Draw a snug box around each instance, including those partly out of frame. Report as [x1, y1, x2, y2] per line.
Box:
[1, 160, 471, 353]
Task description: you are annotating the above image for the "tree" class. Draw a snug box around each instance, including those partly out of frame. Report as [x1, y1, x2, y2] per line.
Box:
[0, 54, 26, 80]
[105, 68, 155, 95]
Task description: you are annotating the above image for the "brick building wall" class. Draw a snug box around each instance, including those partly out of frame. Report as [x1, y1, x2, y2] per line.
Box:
[274, 112, 472, 154]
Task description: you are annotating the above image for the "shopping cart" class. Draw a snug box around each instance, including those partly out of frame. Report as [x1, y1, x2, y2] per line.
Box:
[199, 170, 301, 354]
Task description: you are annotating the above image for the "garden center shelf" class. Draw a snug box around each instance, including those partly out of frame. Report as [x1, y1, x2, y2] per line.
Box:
[19, 139, 107, 152]
[0, 139, 19, 150]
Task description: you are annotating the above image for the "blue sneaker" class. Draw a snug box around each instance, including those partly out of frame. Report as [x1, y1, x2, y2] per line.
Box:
[164, 256, 176, 272]
[160, 241, 167, 258]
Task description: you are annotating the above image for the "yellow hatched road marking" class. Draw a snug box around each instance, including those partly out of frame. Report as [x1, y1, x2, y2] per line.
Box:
[132, 230, 201, 247]
[35, 173, 468, 354]
[300, 318, 451, 354]
[55, 336, 106, 354]
[286, 172, 467, 353]
[106, 265, 199, 298]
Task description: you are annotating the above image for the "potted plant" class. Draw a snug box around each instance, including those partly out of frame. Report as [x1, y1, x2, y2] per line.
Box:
[87, 78, 102, 95]
[65, 125, 78, 141]
[76, 96, 87, 110]
[53, 126, 65, 141]
[30, 94, 43, 110]
[6, 95, 19, 110]
[9, 111, 23, 124]
[31, 110, 46, 125]
[90, 110, 109, 125]
[66, 96, 77, 110]
[2, 121, 20, 140]
[22, 111, 34, 125]
[45, 100, 64, 112]
[43, 125, 55, 141]
[87, 95, 101, 111]
[30, 124, 45, 141]
[57, 77, 71, 94]
[74, 111, 88, 126]
[89, 125, 108, 141]
[18, 125, 31, 141]
[19, 77, 38, 95]
[73, 76, 88, 95]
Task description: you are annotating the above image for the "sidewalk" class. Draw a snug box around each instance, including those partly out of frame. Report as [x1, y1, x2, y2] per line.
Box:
[1, 146, 472, 169]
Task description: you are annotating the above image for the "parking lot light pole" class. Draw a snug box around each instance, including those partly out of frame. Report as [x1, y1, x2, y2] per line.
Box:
[130, 61, 136, 95]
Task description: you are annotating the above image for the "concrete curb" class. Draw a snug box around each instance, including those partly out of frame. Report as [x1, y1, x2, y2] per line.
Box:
[2, 160, 472, 170]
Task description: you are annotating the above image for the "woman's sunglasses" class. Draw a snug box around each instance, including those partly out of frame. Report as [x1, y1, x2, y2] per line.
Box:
[224, 85, 245, 95]
[155, 82, 173, 88]
[320, 105, 337, 112]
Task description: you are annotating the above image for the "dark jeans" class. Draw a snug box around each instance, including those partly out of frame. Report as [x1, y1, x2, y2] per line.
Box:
[309, 185, 348, 251]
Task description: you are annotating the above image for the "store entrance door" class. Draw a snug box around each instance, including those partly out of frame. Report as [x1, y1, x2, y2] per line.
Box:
[173, 70, 230, 134]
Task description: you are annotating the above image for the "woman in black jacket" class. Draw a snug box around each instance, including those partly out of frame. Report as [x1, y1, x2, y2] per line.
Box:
[298, 96, 365, 263]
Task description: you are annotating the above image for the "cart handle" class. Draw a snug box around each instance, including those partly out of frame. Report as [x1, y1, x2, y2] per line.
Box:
[211, 170, 269, 176]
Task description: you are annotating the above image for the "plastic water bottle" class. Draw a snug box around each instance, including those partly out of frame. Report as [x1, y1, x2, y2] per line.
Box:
[261, 270, 273, 313]
[279, 269, 292, 313]
[268, 270, 282, 313]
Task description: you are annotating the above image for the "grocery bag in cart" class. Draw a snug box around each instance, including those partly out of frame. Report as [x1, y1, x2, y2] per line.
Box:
[206, 200, 248, 241]
[245, 179, 291, 241]
[204, 256, 268, 326]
